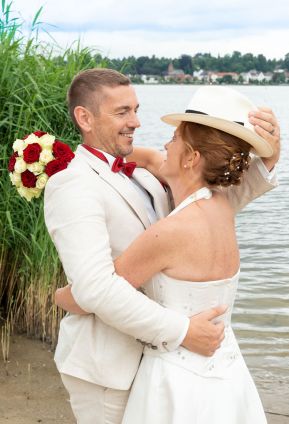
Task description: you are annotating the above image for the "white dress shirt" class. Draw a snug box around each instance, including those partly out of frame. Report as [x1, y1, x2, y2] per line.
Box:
[96, 149, 157, 224]
[256, 157, 276, 183]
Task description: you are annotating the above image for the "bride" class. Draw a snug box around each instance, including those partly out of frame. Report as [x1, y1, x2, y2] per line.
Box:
[56, 87, 275, 423]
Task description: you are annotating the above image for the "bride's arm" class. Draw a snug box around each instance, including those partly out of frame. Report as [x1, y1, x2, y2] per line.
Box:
[55, 218, 174, 312]
[127, 147, 167, 183]
[114, 218, 173, 287]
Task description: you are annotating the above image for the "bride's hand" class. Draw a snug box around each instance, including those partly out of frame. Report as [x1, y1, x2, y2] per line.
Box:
[55, 285, 89, 315]
[181, 305, 227, 356]
[249, 107, 280, 171]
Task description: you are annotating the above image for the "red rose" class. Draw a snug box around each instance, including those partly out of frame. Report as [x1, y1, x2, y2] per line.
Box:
[23, 143, 42, 164]
[8, 152, 18, 172]
[23, 131, 47, 140]
[21, 170, 37, 188]
[53, 141, 75, 162]
[33, 131, 47, 138]
[45, 158, 69, 177]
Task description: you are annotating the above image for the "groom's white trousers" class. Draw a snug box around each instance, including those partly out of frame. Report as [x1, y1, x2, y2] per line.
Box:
[61, 373, 130, 423]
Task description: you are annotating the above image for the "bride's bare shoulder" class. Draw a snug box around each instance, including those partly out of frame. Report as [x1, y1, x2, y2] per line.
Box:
[145, 213, 191, 247]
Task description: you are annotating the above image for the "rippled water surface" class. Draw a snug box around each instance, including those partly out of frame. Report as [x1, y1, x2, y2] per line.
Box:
[134, 85, 289, 404]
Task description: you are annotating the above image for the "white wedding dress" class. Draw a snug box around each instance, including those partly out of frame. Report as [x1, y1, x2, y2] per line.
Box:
[122, 188, 267, 424]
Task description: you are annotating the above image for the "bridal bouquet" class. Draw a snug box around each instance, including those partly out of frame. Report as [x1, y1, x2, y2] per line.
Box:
[8, 131, 75, 201]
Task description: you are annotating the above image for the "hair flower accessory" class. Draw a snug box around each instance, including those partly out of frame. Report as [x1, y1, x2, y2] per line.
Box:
[8, 131, 75, 201]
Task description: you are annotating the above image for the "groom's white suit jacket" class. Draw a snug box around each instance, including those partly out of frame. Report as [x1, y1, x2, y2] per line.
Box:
[44, 145, 277, 390]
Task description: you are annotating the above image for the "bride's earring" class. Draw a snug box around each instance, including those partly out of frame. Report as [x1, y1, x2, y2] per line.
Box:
[184, 164, 188, 168]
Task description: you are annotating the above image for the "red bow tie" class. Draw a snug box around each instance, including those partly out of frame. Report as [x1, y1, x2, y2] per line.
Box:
[82, 144, 136, 178]
[111, 156, 136, 177]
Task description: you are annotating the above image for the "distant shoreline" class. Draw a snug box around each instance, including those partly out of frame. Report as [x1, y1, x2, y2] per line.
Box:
[132, 82, 289, 86]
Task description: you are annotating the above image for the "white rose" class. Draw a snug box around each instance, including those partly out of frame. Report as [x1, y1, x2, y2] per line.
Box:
[17, 186, 42, 201]
[30, 187, 42, 199]
[27, 162, 44, 175]
[12, 139, 25, 155]
[9, 172, 22, 187]
[14, 157, 27, 173]
[39, 134, 55, 149]
[24, 134, 38, 146]
[39, 149, 54, 164]
[17, 186, 34, 201]
[36, 173, 49, 189]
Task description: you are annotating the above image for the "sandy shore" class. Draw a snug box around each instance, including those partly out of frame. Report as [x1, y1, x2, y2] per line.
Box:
[0, 334, 288, 424]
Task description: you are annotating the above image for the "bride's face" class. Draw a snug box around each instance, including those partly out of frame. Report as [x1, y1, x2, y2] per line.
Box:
[160, 127, 188, 177]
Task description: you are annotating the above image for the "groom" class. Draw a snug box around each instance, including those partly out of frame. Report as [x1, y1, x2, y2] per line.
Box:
[44, 68, 279, 423]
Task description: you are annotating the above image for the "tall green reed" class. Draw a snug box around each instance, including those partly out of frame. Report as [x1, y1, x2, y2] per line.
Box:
[0, 0, 106, 356]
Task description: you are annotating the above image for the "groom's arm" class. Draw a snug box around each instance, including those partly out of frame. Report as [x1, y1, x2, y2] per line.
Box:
[44, 168, 224, 356]
[220, 156, 277, 213]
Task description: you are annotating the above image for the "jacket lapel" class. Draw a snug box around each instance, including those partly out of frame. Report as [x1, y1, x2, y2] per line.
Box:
[132, 169, 172, 219]
[76, 146, 151, 229]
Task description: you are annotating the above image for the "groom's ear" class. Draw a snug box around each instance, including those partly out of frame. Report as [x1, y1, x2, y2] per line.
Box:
[74, 106, 93, 133]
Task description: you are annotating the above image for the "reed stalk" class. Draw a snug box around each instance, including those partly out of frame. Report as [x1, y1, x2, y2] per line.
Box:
[1, 320, 11, 362]
[0, 0, 106, 359]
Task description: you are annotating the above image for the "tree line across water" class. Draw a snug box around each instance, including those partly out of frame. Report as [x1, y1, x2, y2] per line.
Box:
[96, 52, 289, 76]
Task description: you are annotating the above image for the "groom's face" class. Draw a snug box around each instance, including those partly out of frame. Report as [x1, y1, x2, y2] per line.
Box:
[89, 84, 140, 157]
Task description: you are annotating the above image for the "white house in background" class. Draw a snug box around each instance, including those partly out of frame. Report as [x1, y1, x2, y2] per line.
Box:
[193, 69, 209, 82]
[263, 72, 273, 82]
[140, 75, 159, 84]
[209, 72, 239, 83]
[241, 70, 273, 83]
[241, 70, 261, 83]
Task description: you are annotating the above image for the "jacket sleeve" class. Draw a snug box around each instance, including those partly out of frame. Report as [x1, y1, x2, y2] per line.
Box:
[44, 169, 189, 352]
[219, 157, 278, 213]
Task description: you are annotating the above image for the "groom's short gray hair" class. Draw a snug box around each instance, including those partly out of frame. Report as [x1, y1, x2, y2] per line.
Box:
[67, 68, 131, 127]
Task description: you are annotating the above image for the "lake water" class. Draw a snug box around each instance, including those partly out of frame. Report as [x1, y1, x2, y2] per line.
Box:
[133, 85, 289, 409]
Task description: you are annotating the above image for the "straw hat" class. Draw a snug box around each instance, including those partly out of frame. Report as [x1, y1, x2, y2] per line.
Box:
[161, 86, 273, 157]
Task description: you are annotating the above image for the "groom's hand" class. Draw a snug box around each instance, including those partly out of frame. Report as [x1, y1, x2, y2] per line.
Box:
[181, 306, 227, 356]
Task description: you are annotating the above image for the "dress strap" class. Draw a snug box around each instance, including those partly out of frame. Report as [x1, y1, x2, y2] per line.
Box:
[169, 187, 212, 216]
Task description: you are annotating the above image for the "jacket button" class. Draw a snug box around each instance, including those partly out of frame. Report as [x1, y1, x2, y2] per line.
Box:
[162, 341, 168, 351]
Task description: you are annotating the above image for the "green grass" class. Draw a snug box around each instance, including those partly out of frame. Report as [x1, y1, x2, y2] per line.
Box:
[0, 0, 106, 356]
